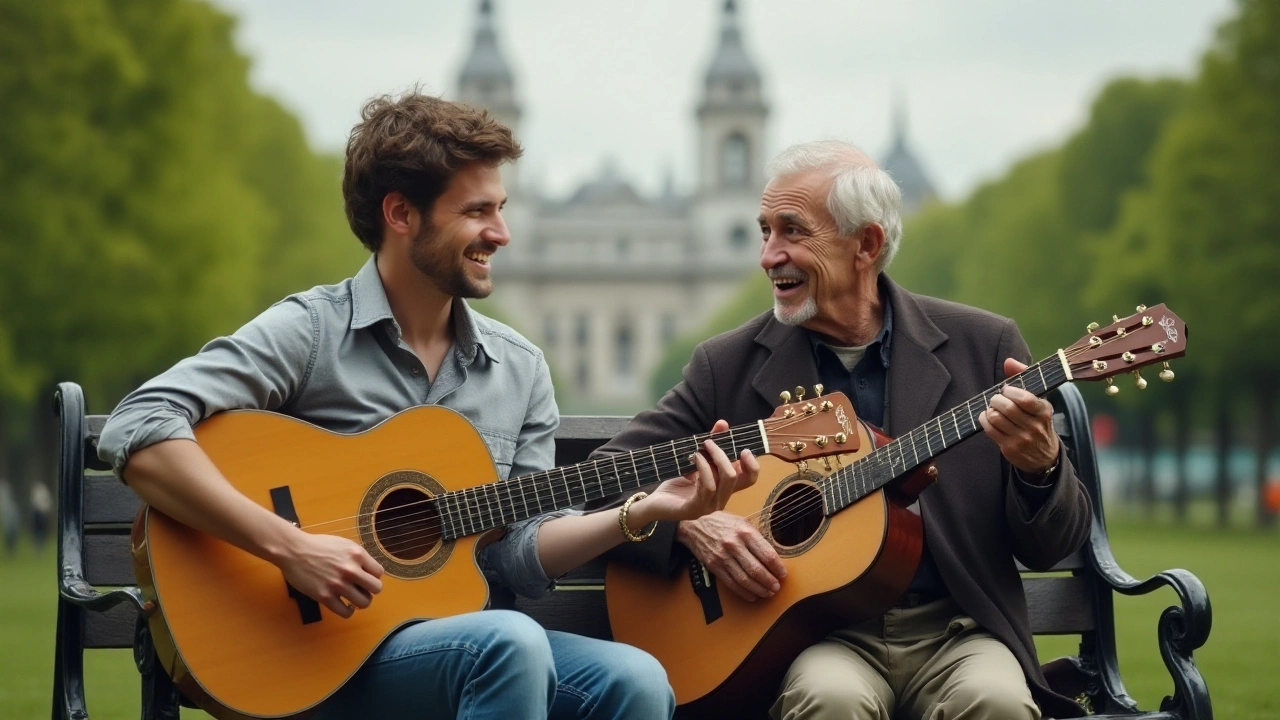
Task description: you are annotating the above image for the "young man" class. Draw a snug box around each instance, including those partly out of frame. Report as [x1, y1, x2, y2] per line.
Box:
[593, 140, 1093, 719]
[99, 92, 758, 720]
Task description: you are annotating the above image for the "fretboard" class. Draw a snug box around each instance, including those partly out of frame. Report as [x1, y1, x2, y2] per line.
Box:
[438, 424, 769, 540]
[821, 355, 1070, 514]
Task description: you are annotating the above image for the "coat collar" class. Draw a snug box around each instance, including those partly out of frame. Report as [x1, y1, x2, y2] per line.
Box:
[750, 275, 951, 436]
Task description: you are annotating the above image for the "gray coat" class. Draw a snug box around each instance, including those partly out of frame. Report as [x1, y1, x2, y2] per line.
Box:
[593, 276, 1092, 718]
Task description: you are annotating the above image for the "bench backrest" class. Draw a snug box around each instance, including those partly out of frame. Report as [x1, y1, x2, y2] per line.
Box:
[56, 384, 1106, 652]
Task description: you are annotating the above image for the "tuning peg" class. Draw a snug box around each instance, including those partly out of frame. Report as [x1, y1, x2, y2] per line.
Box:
[1113, 315, 1121, 323]
[813, 383, 824, 397]
[779, 390, 792, 404]
[1159, 362, 1175, 382]
[794, 386, 806, 401]
[1132, 370, 1147, 390]
[1136, 304, 1148, 313]
[1105, 378, 1119, 396]
[1087, 321, 1100, 333]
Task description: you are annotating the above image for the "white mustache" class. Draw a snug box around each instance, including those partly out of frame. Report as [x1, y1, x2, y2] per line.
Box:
[767, 267, 808, 282]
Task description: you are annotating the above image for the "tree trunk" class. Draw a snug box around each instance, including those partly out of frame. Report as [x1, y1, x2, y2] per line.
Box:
[1172, 386, 1191, 524]
[1215, 391, 1233, 528]
[1255, 373, 1276, 529]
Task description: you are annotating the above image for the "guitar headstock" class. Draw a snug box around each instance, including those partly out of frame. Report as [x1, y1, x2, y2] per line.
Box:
[760, 387, 861, 460]
[1062, 304, 1187, 394]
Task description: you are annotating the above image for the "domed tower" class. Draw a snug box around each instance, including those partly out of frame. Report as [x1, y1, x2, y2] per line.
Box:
[694, 0, 769, 269]
[456, 0, 523, 188]
[881, 93, 938, 215]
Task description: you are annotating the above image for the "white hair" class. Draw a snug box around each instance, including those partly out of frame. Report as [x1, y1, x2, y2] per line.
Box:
[765, 140, 904, 272]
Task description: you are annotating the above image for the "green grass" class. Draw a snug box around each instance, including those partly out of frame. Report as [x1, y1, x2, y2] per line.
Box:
[2, 517, 1275, 719]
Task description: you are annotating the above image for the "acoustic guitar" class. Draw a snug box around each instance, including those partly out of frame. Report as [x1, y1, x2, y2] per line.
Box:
[132, 389, 860, 719]
[605, 305, 1187, 718]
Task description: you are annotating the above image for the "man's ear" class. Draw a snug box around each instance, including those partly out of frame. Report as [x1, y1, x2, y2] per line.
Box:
[381, 192, 418, 241]
[854, 224, 886, 271]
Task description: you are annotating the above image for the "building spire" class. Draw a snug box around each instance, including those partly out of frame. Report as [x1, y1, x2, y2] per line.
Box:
[458, 0, 515, 91]
[704, 0, 761, 89]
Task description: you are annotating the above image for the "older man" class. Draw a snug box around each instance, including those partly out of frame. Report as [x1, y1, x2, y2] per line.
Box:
[594, 140, 1091, 719]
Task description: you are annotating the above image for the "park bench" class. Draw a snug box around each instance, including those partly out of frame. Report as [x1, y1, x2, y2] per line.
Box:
[52, 380, 1212, 720]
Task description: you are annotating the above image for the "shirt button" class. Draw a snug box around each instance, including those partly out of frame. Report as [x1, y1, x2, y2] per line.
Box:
[410, 367, 420, 376]
[858, 379, 867, 389]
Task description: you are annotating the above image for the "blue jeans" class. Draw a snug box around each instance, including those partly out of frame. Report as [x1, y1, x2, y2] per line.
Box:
[314, 610, 675, 719]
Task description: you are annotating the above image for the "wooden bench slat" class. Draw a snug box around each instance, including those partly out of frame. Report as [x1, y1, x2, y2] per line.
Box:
[1025, 575, 1095, 634]
[84, 601, 138, 649]
[84, 474, 143, 525]
[84, 533, 136, 587]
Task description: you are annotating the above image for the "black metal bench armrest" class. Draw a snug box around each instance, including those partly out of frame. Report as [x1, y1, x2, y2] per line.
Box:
[59, 575, 150, 614]
[1088, 537, 1213, 720]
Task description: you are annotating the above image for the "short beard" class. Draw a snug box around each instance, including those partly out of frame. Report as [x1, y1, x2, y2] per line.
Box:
[409, 223, 492, 299]
[773, 297, 817, 326]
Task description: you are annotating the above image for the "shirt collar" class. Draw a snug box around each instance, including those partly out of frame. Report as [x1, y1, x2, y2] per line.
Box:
[349, 254, 495, 366]
[806, 285, 895, 368]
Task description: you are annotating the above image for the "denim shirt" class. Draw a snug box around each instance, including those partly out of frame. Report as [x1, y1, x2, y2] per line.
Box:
[98, 256, 566, 599]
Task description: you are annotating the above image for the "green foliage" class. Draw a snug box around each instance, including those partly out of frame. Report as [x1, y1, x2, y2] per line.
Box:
[648, 272, 772, 400]
[0, 0, 363, 455]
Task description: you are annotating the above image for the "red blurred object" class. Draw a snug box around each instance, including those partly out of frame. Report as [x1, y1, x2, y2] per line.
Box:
[1091, 413, 1118, 449]
[1265, 481, 1280, 515]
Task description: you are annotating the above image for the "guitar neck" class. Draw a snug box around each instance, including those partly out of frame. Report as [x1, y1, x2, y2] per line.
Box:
[822, 353, 1071, 513]
[438, 425, 769, 540]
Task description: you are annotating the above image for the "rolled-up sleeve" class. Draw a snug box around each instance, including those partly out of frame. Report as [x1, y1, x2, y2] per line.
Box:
[477, 351, 567, 599]
[97, 298, 317, 477]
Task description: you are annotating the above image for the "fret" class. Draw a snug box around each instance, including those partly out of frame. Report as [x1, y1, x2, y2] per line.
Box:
[922, 424, 933, 456]
[627, 452, 642, 493]
[933, 416, 948, 450]
[515, 476, 530, 520]
[951, 411, 961, 443]
[1035, 362, 1047, 393]
[648, 447, 662, 486]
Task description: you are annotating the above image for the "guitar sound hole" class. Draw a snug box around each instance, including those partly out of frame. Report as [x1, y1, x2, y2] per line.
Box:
[767, 482, 825, 549]
[373, 487, 442, 562]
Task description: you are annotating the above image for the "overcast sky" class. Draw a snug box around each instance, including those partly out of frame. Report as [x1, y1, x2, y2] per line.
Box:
[208, 0, 1233, 201]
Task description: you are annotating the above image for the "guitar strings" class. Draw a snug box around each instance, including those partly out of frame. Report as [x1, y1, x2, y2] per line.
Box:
[312, 420, 823, 550]
[301, 336, 1136, 552]
[354, 345, 1112, 552]
[733, 338, 1139, 534]
[294, 411, 831, 543]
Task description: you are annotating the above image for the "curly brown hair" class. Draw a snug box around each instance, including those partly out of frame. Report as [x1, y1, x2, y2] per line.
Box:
[343, 91, 523, 251]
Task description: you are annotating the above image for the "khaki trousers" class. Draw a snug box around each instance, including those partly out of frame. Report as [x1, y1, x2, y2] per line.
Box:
[770, 596, 1039, 720]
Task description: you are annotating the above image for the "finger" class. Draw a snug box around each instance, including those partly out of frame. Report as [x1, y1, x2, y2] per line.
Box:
[323, 595, 355, 619]
[987, 395, 1033, 433]
[720, 556, 774, 599]
[356, 548, 385, 581]
[343, 584, 373, 610]
[745, 530, 786, 581]
[705, 440, 738, 505]
[736, 450, 760, 491]
[1001, 384, 1047, 414]
[1003, 358, 1028, 378]
[692, 450, 715, 500]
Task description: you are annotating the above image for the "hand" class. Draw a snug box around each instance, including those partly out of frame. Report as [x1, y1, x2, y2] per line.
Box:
[635, 419, 760, 524]
[978, 358, 1060, 475]
[278, 531, 385, 619]
[676, 511, 785, 602]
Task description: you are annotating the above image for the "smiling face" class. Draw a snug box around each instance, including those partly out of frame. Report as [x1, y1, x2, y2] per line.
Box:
[409, 162, 510, 299]
[758, 168, 861, 328]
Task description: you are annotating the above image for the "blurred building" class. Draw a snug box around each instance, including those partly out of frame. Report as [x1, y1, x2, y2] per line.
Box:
[454, 0, 935, 411]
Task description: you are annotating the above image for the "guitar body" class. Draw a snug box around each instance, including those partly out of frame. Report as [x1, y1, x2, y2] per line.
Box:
[606, 421, 931, 718]
[132, 406, 502, 719]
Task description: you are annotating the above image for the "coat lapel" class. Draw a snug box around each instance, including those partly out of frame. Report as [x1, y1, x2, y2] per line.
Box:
[882, 278, 951, 437]
[750, 315, 822, 411]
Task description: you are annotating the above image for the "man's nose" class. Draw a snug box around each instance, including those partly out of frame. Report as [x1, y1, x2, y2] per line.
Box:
[760, 232, 786, 269]
[486, 212, 511, 246]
